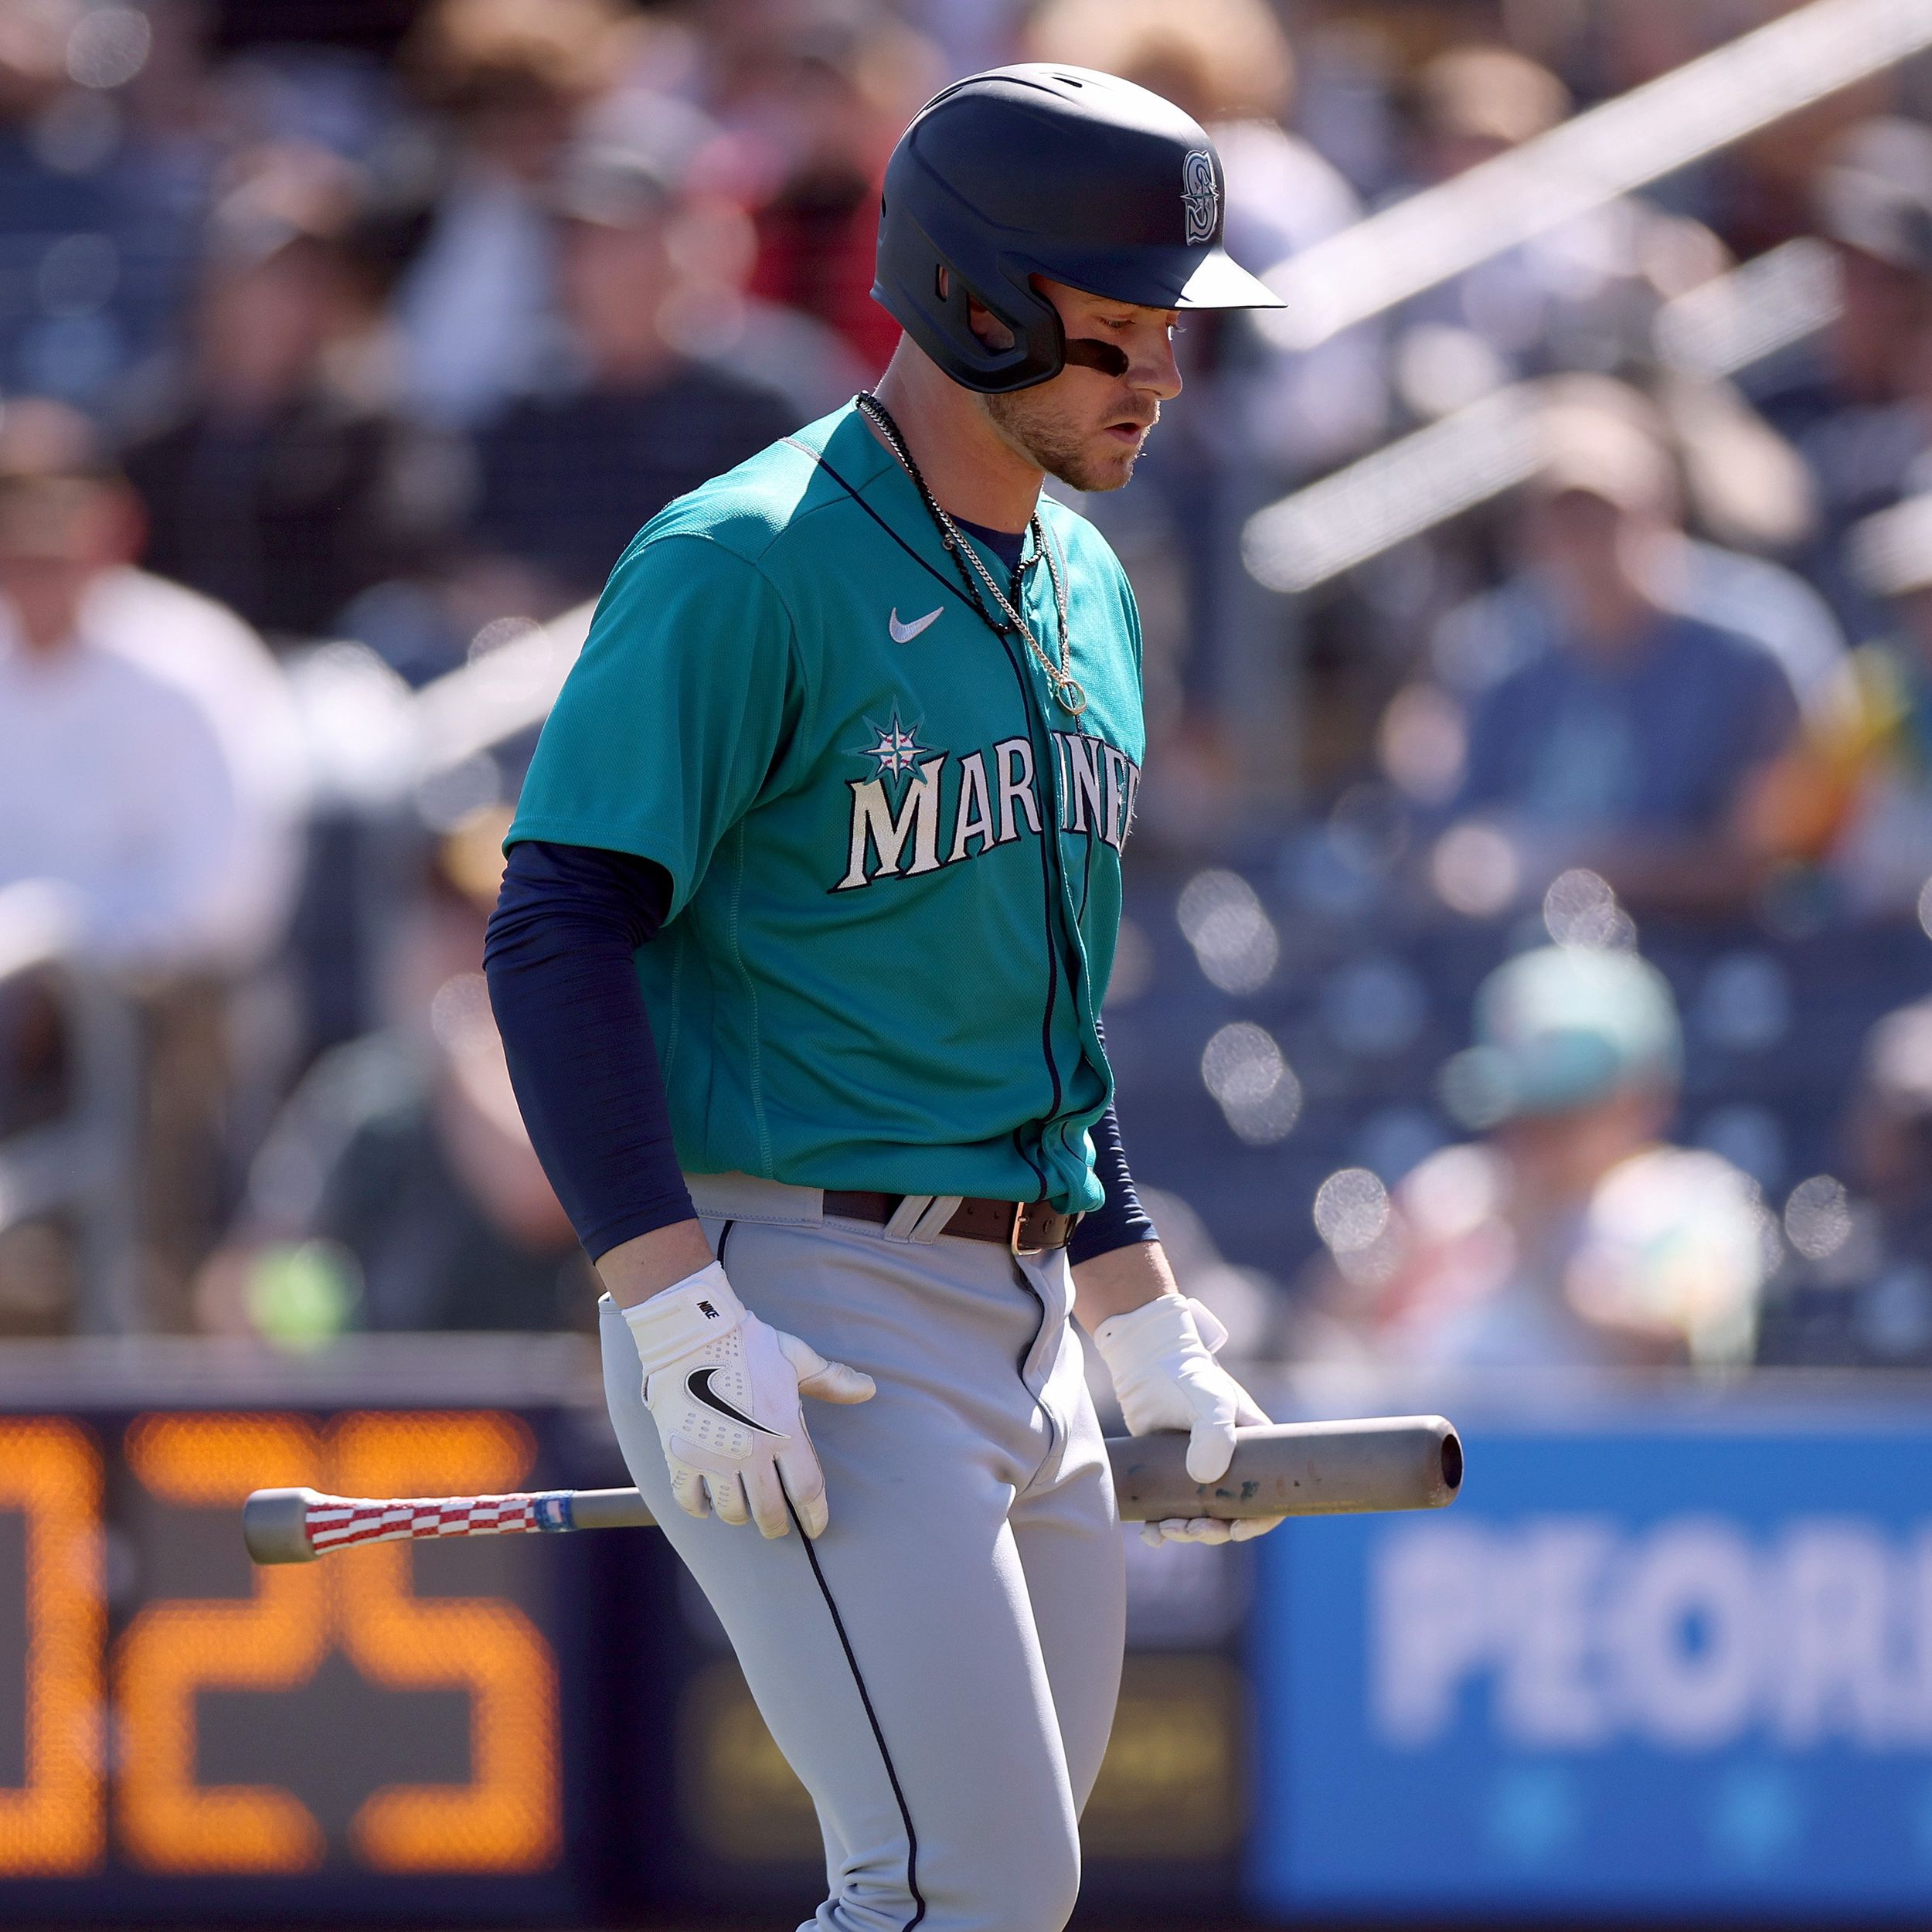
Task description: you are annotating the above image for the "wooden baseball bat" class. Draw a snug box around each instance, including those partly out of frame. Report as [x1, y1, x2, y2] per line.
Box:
[242, 1417, 1461, 1564]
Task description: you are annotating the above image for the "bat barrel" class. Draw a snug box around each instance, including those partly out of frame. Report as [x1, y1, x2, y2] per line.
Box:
[565, 1487, 658, 1530]
[1109, 1416, 1462, 1520]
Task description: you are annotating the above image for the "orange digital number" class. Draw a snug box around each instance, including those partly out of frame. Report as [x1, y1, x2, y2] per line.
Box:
[332, 1412, 561, 1873]
[116, 1414, 331, 1872]
[0, 1417, 104, 1875]
[114, 1409, 561, 1876]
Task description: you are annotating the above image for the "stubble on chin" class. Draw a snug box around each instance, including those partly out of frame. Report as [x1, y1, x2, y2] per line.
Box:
[984, 389, 1147, 495]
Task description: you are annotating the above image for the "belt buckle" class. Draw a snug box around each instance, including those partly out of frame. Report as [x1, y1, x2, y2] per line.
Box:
[1009, 1202, 1044, 1257]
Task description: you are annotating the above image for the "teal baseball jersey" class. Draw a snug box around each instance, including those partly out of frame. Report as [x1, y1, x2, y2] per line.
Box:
[508, 401, 1146, 1213]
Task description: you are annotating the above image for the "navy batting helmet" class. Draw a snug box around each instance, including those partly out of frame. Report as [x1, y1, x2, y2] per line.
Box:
[872, 63, 1281, 394]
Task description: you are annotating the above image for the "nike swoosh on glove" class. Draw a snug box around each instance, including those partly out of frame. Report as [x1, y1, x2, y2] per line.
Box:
[1091, 1293, 1287, 1548]
[624, 1261, 874, 1539]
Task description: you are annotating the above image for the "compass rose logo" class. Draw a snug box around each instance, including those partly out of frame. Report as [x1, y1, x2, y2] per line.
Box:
[1181, 148, 1218, 246]
[855, 706, 928, 780]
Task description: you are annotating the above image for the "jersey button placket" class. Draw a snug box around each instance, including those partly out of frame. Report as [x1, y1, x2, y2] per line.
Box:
[1029, 563, 1107, 1173]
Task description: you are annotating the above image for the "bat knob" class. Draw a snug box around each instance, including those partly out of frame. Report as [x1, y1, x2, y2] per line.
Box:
[243, 1487, 324, 1565]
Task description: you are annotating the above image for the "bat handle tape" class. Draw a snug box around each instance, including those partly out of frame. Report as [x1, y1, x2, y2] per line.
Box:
[241, 1485, 642, 1564]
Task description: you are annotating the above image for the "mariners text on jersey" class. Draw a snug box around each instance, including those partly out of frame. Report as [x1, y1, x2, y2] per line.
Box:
[835, 720, 1141, 893]
[508, 402, 1148, 1215]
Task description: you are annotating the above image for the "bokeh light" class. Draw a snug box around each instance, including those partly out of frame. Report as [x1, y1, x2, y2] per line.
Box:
[66, 7, 151, 90]
[1377, 682, 1468, 803]
[1313, 1168, 1391, 1253]
[1176, 871, 1279, 994]
[1784, 1175, 1852, 1260]
[1430, 822, 1519, 917]
[1200, 1022, 1301, 1145]
[1543, 870, 1637, 952]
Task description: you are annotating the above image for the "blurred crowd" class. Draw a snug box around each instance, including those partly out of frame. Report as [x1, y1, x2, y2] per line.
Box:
[6, 0, 1932, 1383]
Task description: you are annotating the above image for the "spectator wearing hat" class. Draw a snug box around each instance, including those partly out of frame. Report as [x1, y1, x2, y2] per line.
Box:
[464, 116, 802, 607]
[119, 145, 464, 646]
[1437, 377, 1847, 730]
[1440, 395, 1804, 912]
[1386, 46, 1713, 400]
[1420, 46, 1566, 172]
[1311, 945, 1765, 1373]
[1747, 118, 1932, 641]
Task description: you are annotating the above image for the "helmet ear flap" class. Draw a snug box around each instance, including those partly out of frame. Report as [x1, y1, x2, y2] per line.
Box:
[937, 260, 1066, 389]
[875, 183, 1066, 392]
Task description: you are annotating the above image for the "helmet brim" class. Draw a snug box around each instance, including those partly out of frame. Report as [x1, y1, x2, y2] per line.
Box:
[1028, 240, 1283, 312]
[1177, 247, 1284, 310]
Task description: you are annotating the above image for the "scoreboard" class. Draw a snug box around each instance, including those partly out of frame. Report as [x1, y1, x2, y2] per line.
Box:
[0, 1338, 605, 1923]
[0, 1335, 1252, 1923]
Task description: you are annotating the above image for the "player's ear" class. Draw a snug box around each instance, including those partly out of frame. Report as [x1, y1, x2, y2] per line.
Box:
[937, 264, 1017, 354]
[964, 291, 1015, 353]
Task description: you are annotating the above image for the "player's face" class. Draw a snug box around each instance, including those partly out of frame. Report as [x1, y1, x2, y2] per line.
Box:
[980, 278, 1183, 494]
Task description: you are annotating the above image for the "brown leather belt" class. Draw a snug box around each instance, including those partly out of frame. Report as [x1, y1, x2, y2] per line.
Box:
[821, 1190, 1080, 1253]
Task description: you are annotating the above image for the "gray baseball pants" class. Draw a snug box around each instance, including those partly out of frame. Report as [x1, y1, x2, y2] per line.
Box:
[597, 1173, 1126, 1932]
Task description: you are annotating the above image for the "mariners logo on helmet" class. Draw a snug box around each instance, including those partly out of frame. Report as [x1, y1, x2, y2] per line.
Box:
[1182, 148, 1218, 246]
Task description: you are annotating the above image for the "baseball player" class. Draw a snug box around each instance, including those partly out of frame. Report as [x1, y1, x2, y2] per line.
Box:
[485, 66, 1284, 1931]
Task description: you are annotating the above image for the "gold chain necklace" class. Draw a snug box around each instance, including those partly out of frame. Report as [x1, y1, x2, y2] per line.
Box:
[857, 392, 1087, 718]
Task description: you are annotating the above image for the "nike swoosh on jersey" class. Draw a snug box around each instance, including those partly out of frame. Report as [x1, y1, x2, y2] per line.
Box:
[889, 606, 944, 643]
[685, 1366, 784, 1436]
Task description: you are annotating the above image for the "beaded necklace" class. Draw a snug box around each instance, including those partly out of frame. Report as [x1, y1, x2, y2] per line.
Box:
[856, 389, 1087, 717]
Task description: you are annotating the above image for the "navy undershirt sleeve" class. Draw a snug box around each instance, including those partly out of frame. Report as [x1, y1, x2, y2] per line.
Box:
[483, 838, 694, 1260]
[1068, 1019, 1159, 1265]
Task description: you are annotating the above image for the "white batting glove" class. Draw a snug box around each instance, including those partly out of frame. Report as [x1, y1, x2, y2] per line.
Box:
[624, 1261, 874, 1539]
[1092, 1293, 1287, 1548]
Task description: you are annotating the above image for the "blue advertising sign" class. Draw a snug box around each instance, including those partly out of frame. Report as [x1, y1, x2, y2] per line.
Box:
[1249, 1403, 1932, 1920]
